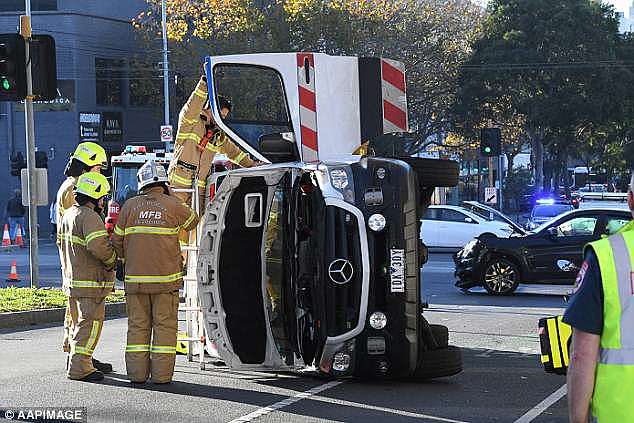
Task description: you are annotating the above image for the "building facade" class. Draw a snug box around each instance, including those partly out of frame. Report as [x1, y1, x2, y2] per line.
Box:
[0, 0, 164, 235]
[618, 2, 634, 33]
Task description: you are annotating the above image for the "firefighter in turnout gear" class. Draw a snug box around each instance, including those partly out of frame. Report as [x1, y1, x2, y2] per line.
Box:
[58, 172, 116, 382]
[56, 142, 112, 374]
[167, 76, 258, 217]
[112, 160, 199, 384]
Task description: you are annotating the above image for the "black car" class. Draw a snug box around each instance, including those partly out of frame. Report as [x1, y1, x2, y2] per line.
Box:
[454, 208, 631, 295]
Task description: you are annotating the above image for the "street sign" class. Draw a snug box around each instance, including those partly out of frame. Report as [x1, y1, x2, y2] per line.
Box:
[79, 112, 101, 143]
[20, 168, 48, 206]
[161, 125, 173, 143]
[485, 187, 497, 204]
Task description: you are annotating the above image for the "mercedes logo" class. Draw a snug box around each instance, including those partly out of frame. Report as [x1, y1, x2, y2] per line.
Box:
[328, 259, 354, 285]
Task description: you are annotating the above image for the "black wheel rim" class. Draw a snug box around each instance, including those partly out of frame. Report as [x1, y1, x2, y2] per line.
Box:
[484, 261, 516, 293]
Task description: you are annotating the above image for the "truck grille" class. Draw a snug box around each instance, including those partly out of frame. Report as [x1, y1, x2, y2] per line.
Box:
[324, 206, 362, 337]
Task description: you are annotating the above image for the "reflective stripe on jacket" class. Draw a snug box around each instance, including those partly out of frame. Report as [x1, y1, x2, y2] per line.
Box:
[167, 76, 256, 192]
[58, 204, 116, 297]
[111, 186, 199, 294]
[587, 220, 634, 422]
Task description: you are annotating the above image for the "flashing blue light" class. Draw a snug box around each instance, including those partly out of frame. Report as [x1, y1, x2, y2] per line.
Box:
[536, 198, 555, 205]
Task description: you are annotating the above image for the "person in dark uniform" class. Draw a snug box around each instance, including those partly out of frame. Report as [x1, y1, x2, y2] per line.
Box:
[563, 172, 634, 423]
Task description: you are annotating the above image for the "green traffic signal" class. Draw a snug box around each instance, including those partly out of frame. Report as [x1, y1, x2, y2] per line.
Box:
[1, 78, 10, 90]
[484, 146, 491, 153]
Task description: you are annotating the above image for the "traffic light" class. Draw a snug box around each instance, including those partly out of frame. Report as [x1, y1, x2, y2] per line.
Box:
[480, 127, 502, 156]
[10, 152, 26, 176]
[0, 34, 26, 101]
[35, 151, 48, 168]
[31, 35, 57, 101]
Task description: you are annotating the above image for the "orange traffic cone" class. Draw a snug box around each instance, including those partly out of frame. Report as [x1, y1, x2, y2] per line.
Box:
[6, 259, 20, 283]
[1, 224, 10, 247]
[14, 225, 24, 248]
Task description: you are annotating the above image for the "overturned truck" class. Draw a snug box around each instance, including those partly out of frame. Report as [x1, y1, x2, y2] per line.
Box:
[195, 53, 461, 379]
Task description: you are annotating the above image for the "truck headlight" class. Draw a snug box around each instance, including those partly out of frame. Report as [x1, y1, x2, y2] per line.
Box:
[368, 214, 386, 232]
[330, 169, 349, 189]
[369, 311, 387, 329]
[332, 352, 351, 371]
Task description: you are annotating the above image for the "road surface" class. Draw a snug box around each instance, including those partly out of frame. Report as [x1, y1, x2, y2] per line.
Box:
[0, 254, 569, 422]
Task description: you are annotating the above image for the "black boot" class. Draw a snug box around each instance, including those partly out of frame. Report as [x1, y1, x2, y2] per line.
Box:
[92, 358, 113, 374]
[78, 370, 104, 382]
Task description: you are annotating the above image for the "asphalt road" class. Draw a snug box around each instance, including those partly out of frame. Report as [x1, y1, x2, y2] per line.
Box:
[0, 254, 569, 423]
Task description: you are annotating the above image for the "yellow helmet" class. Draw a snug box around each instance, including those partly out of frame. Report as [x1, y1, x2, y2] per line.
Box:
[72, 142, 108, 168]
[75, 172, 111, 200]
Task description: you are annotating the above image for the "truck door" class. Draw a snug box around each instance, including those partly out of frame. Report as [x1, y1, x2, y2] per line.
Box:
[204, 55, 302, 164]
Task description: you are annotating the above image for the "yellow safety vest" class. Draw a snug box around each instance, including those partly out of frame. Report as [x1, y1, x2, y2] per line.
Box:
[588, 220, 634, 422]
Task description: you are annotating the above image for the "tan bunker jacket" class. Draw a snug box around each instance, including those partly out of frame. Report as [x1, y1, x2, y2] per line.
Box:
[58, 204, 116, 298]
[167, 77, 256, 200]
[112, 186, 199, 294]
[56, 176, 77, 237]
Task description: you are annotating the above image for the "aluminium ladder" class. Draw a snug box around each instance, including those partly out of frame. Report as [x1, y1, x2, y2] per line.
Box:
[173, 180, 207, 370]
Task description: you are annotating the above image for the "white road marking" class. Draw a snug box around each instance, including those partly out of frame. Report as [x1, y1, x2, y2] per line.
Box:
[309, 395, 470, 423]
[513, 384, 567, 423]
[227, 380, 343, 423]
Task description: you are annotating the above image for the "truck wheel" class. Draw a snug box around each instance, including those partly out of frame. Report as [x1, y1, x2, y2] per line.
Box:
[482, 257, 520, 295]
[413, 346, 463, 379]
[430, 324, 449, 349]
[404, 158, 459, 188]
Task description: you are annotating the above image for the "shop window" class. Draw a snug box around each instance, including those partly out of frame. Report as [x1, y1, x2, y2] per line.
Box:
[96, 58, 124, 106]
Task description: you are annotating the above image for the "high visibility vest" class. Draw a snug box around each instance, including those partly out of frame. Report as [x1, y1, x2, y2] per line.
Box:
[588, 220, 634, 422]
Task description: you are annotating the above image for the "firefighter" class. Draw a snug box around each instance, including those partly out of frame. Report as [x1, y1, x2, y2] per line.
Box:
[167, 76, 258, 216]
[58, 172, 116, 382]
[56, 142, 112, 374]
[112, 160, 199, 384]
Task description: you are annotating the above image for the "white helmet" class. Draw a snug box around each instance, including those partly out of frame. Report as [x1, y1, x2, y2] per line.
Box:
[137, 160, 168, 191]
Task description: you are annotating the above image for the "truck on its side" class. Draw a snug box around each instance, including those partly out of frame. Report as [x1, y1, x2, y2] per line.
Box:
[196, 53, 461, 379]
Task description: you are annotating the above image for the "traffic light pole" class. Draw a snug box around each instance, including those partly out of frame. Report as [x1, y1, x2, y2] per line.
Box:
[21, 10, 39, 288]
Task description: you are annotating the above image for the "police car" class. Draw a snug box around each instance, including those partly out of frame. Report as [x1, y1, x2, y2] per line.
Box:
[454, 207, 631, 295]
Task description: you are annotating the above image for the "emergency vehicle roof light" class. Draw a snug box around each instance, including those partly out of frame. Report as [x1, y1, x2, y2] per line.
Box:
[536, 198, 555, 205]
[123, 145, 147, 154]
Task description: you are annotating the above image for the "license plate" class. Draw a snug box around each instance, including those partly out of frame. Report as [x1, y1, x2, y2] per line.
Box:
[390, 249, 405, 293]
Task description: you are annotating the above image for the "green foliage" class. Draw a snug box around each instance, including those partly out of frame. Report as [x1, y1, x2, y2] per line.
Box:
[454, 0, 633, 188]
[0, 288, 125, 313]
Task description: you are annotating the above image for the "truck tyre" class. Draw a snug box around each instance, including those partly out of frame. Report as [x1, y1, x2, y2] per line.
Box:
[413, 346, 463, 380]
[402, 158, 459, 188]
[430, 324, 449, 349]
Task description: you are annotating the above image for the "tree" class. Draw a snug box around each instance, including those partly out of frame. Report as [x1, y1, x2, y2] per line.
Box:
[133, 0, 483, 152]
[453, 0, 622, 189]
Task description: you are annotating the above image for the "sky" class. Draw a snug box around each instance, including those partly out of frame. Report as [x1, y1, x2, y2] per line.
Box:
[611, 0, 632, 17]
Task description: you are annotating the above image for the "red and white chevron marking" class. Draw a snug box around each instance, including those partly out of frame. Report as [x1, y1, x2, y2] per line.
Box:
[381, 59, 408, 133]
[297, 53, 319, 162]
